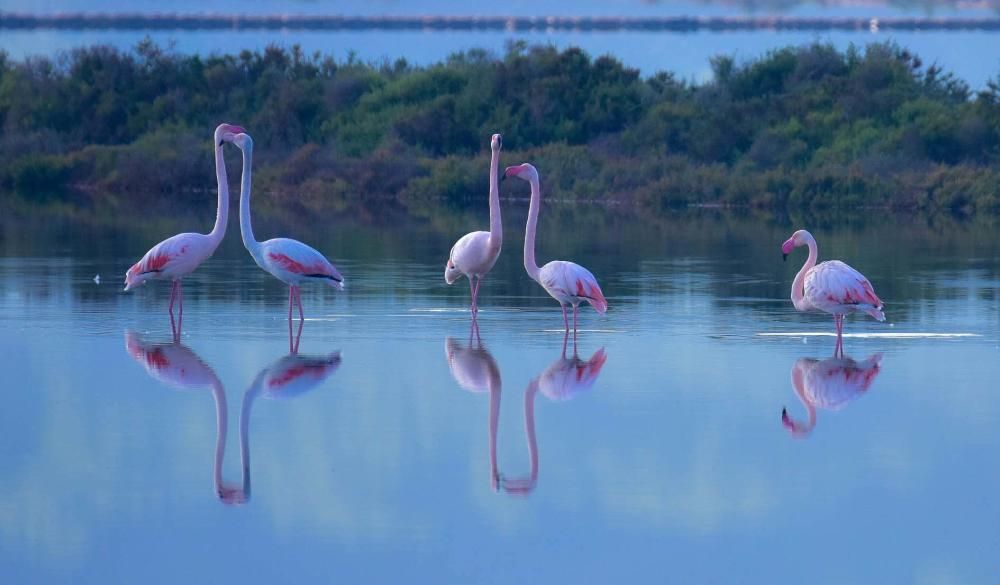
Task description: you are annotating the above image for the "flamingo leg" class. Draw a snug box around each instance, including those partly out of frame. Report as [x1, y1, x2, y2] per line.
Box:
[290, 315, 304, 354]
[176, 280, 184, 333]
[573, 304, 579, 348]
[288, 286, 294, 323]
[468, 277, 476, 314]
[168, 280, 178, 315]
[295, 286, 304, 322]
[560, 330, 569, 359]
[472, 276, 482, 314]
[561, 305, 569, 333]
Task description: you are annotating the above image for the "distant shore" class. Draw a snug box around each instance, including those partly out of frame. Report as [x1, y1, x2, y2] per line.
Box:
[3, 12, 1000, 32]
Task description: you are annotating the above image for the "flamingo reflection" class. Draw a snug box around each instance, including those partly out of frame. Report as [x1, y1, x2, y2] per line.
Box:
[445, 319, 502, 489]
[781, 353, 883, 438]
[238, 348, 342, 497]
[495, 335, 607, 496]
[124, 331, 249, 504]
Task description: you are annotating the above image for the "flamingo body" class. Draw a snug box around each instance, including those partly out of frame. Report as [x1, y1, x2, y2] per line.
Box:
[124, 232, 216, 291]
[803, 260, 883, 320]
[538, 260, 608, 316]
[446, 231, 498, 284]
[253, 237, 344, 289]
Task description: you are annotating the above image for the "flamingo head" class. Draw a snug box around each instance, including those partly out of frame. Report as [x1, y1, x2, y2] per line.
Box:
[231, 132, 254, 151]
[214, 123, 246, 146]
[781, 229, 813, 261]
[491, 133, 502, 151]
[502, 162, 537, 183]
[781, 407, 813, 438]
[123, 263, 150, 292]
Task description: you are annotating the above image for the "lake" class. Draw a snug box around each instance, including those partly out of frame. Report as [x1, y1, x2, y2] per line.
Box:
[1, 199, 998, 583]
[3, 0, 1000, 88]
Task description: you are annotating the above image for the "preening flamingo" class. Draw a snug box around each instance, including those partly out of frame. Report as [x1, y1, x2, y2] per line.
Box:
[124, 332, 249, 504]
[782, 229, 885, 357]
[494, 338, 607, 496]
[781, 353, 883, 438]
[445, 133, 503, 314]
[232, 133, 344, 323]
[124, 123, 245, 319]
[504, 163, 607, 336]
[445, 321, 502, 490]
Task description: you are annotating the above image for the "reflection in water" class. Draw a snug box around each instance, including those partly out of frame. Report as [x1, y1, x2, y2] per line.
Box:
[126, 332, 341, 504]
[781, 353, 883, 438]
[239, 348, 342, 499]
[497, 335, 608, 496]
[124, 331, 249, 504]
[445, 320, 502, 490]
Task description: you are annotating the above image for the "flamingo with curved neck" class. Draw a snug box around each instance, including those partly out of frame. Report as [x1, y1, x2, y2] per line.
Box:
[504, 163, 608, 338]
[233, 132, 345, 325]
[445, 133, 503, 315]
[124, 123, 244, 321]
[782, 229, 885, 357]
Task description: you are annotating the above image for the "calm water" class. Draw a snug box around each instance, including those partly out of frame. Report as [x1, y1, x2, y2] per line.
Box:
[1, 203, 999, 583]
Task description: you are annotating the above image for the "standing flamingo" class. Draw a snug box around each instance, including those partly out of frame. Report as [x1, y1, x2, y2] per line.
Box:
[781, 353, 883, 438]
[124, 123, 245, 320]
[504, 163, 607, 338]
[445, 133, 503, 315]
[782, 229, 885, 357]
[232, 133, 344, 323]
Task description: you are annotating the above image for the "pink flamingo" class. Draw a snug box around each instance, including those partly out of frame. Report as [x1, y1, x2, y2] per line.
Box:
[445, 133, 503, 314]
[124, 123, 245, 320]
[495, 336, 607, 496]
[124, 332, 249, 504]
[781, 353, 883, 438]
[232, 132, 344, 323]
[445, 321, 502, 490]
[504, 163, 608, 337]
[782, 229, 885, 357]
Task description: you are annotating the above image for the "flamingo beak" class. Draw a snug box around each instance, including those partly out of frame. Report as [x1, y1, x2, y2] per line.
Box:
[783, 253, 788, 262]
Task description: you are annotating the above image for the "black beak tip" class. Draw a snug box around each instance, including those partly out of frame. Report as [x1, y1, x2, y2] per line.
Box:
[782, 253, 788, 262]
[218, 140, 225, 146]
[500, 174, 506, 182]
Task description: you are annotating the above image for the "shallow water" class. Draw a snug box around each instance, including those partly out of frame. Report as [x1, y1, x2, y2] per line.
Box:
[1, 204, 999, 583]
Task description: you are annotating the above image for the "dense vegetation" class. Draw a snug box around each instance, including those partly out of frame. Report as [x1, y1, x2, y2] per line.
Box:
[1, 40, 999, 213]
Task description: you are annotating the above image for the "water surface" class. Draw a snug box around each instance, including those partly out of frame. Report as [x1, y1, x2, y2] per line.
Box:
[1, 204, 998, 583]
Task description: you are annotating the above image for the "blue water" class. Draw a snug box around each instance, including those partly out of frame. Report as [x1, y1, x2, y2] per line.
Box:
[1, 206, 998, 583]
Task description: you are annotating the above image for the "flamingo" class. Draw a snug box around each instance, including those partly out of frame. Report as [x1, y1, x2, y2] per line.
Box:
[494, 336, 607, 496]
[781, 353, 883, 438]
[445, 133, 503, 315]
[444, 320, 502, 490]
[124, 332, 249, 504]
[504, 163, 607, 338]
[124, 123, 245, 320]
[782, 229, 885, 357]
[231, 132, 344, 324]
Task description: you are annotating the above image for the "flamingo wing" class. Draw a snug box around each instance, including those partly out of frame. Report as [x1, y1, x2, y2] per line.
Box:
[805, 260, 883, 318]
[261, 238, 344, 286]
[539, 261, 608, 314]
[127, 232, 210, 282]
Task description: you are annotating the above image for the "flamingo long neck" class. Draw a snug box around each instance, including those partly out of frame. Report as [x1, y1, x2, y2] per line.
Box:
[784, 362, 817, 436]
[523, 174, 542, 282]
[791, 237, 818, 311]
[488, 147, 501, 249]
[211, 382, 229, 496]
[237, 144, 262, 260]
[207, 144, 230, 244]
